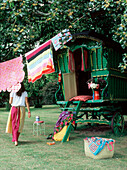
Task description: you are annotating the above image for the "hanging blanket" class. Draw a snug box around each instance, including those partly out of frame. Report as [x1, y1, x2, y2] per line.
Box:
[25, 40, 55, 83]
[7, 82, 21, 93]
[54, 125, 69, 141]
[68, 50, 75, 72]
[0, 56, 24, 92]
[54, 111, 73, 133]
[81, 49, 88, 71]
[53, 111, 75, 141]
[51, 29, 72, 51]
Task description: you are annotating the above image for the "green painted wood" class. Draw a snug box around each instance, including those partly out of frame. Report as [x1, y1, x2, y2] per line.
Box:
[59, 55, 64, 72]
[85, 99, 109, 103]
[70, 44, 102, 52]
[63, 52, 69, 73]
[97, 48, 102, 70]
[80, 104, 120, 112]
[92, 50, 97, 70]
[63, 101, 72, 110]
[108, 69, 127, 100]
[60, 107, 77, 111]
[75, 101, 83, 114]
[103, 49, 108, 68]
[62, 123, 73, 142]
[76, 119, 111, 126]
[57, 101, 68, 105]
[96, 49, 98, 69]
[79, 107, 101, 112]
[55, 84, 61, 102]
[91, 70, 109, 77]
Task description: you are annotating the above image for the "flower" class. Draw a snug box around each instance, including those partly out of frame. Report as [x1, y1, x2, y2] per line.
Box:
[87, 78, 106, 90]
[88, 83, 99, 90]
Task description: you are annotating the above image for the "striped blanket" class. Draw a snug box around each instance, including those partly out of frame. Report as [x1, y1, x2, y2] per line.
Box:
[25, 40, 55, 83]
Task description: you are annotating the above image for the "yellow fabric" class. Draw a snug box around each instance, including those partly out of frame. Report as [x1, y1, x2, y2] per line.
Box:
[6, 106, 26, 134]
[54, 125, 69, 141]
[6, 108, 12, 134]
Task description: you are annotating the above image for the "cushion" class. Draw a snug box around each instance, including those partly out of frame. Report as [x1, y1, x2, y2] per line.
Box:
[34, 121, 44, 124]
[69, 95, 92, 102]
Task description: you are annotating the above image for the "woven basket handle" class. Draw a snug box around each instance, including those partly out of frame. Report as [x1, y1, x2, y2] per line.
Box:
[106, 142, 114, 151]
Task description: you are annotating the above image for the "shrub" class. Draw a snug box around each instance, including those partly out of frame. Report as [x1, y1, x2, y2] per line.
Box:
[42, 80, 58, 105]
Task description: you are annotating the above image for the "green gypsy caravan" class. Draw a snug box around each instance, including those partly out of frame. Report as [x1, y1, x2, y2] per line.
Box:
[53, 31, 127, 142]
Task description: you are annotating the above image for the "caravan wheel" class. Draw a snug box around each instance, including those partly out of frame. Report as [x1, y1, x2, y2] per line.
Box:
[111, 112, 124, 135]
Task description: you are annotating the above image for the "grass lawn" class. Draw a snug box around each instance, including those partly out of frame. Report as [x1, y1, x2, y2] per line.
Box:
[0, 105, 127, 170]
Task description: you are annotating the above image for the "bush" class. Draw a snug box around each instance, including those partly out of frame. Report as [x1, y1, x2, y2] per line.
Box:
[24, 73, 58, 107]
[24, 76, 46, 108]
[42, 80, 58, 105]
[0, 91, 9, 108]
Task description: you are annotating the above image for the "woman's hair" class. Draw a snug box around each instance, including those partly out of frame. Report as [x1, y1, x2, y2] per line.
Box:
[16, 82, 26, 97]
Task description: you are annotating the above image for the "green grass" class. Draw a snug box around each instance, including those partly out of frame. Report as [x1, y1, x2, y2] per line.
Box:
[0, 106, 127, 170]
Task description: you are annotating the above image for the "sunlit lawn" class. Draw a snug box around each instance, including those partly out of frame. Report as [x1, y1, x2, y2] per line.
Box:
[0, 105, 127, 170]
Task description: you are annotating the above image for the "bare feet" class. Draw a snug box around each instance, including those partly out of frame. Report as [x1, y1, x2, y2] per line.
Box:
[15, 141, 18, 146]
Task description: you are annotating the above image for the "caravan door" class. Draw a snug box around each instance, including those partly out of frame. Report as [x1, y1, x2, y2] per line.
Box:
[62, 72, 77, 101]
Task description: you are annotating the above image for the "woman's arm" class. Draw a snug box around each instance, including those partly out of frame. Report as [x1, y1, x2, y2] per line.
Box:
[9, 97, 13, 104]
[25, 97, 31, 118]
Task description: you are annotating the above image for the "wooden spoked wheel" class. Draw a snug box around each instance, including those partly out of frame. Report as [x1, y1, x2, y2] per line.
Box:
[111, 112, 124, 135]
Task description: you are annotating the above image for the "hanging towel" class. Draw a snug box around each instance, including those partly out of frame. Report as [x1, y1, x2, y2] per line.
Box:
[81, 49, 88, 71]
[51, 29, 72, 51]
[7, 82, 21, 93]
[0, 56, 25, 92]
[25, 40, 55, 83]
[68, 50, 75, 72]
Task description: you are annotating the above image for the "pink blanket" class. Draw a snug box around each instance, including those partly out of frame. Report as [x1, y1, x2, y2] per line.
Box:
[0, 56, 25, 92]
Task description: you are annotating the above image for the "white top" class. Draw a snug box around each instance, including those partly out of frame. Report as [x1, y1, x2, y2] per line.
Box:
[10, 91, 28, 107]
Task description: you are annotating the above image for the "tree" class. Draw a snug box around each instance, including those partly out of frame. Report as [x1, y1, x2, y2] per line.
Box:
[0, 0, 126, 63]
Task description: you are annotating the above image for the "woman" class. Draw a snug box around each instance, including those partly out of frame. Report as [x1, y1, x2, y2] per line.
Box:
[6, 83, 31, 146]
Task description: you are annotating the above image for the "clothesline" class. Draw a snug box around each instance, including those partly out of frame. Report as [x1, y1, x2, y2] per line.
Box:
[0, 29, 72, 92]
[0, 29, 90, 92]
